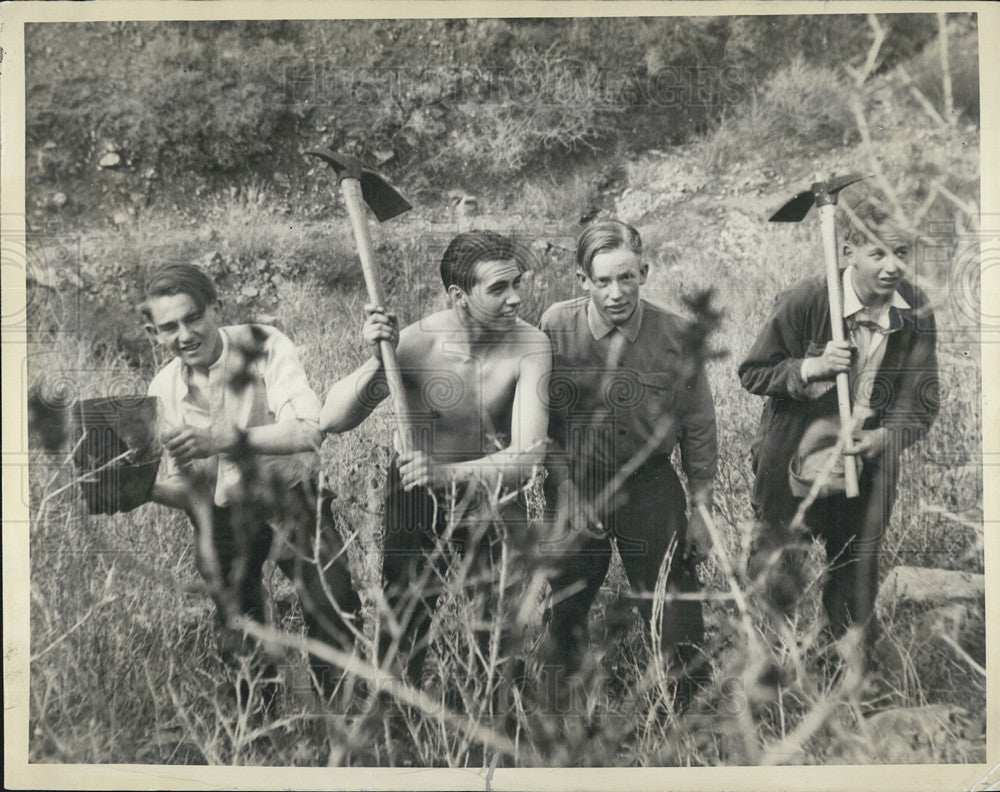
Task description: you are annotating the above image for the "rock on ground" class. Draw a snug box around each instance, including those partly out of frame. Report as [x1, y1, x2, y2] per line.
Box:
[877, 566, 984, 607]
[873, 565, 985, 713]
[863, 704, 984, 764]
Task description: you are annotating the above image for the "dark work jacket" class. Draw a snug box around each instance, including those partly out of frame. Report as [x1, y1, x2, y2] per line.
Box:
[738, 273, 938, 528]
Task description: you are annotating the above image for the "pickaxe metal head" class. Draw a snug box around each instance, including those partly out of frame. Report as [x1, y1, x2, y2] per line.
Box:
[306, 147, 412, 222]
[769, 173, 868, 223]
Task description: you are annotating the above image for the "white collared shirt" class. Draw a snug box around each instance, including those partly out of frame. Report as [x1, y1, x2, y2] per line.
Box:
[842, 266, 910, 423]
[148, 324, 321, 506]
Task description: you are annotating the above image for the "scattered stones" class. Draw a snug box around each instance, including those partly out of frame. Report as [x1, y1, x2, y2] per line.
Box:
[98, 152, 121, 169]
[875, 565, 986, 711]
[917, 602, 986, 664]
[197, 251, 223, 270]
[49, 192, 68, 210]
[62, 269, 84, 290]
[43, 140, 57, 150]
[864, 705, 973, 763]
[254, 314, 278, 325]
[455, 194, 478, 216]
[142, 167, 157, 181]
[111, 210, 129, 226]
[374, 149, 395, 166]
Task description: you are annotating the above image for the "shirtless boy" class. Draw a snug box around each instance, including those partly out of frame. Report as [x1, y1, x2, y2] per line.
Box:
[321, 230, 551, 682]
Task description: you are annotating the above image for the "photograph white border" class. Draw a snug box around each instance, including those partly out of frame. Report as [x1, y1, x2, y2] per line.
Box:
[2, 2, 997, 789]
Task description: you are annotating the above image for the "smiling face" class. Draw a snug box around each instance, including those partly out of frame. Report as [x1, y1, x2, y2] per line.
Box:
[452, 258, 525, 331]
[579, 246, 647, 326]
[845, 240, 909, 306]
[145, 292, 223, 370]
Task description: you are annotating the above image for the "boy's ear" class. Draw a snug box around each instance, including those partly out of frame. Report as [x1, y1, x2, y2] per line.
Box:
[447, 284, 466, 305]
[576, 269, 591, 291]
[143, 322, 157, 338]
[842, 243, 854, 258]
[638, 263, 649, 285]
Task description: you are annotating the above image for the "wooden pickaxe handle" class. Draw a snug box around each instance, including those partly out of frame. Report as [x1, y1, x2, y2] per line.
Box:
[818, 203, 860, 498]
[339, 178, 413, 455]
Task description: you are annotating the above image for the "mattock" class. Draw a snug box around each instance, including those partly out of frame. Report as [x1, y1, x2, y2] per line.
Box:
[770, 173, 869, 498]
[307, 148, 416, 453]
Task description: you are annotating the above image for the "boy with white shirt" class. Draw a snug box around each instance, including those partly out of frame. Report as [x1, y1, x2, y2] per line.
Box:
[144, 263, 360, 694]
[739, 200, 938, 655]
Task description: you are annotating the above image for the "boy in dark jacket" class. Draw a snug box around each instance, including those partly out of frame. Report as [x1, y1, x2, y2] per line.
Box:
[739, 200, 938, 654]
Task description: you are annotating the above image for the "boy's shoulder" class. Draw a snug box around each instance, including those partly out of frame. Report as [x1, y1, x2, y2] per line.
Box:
[221, 322, 287, 347]
[775, 273, 829, 305]
[540, 296, 589, 327]
[895, 277, 932, 313]
[147, 356, 184, 398]
[399, 309, 451, 349]
[511, 318, 551, 350]
[639, 298, 686, 328]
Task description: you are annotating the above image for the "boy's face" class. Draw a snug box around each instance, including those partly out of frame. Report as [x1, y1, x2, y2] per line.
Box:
[455, 258, 524, 330]
[578, 247, 647, 326]
[845, 239, 909, 305]
[146, 292, 223, 370]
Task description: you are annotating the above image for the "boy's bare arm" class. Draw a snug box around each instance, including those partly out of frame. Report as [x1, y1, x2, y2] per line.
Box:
[320, 356, 389, 433]
[320, 307, 401, 433]
[163, 419, 322, 464]
[150, 476, 191, 510]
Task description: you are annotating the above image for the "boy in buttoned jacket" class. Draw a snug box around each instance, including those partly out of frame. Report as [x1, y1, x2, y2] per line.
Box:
[739, 199, 938, 655]
[540, 220, 718, 700]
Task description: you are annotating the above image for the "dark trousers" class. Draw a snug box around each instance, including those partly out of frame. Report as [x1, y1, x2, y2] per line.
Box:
[379, 460, 528, 685]
[190, 482, 361, 691]
[543, 460, 704, 680]
[749, 458, 897, 648]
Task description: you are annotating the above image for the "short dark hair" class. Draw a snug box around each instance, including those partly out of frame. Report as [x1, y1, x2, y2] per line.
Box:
[439, 230, 521, 293]
[576, 220, 642, 276]
[840, 197, 909, 248]
[141, 263, 217, 322]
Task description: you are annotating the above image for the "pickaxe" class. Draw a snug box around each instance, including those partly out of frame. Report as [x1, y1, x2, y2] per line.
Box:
[770, 173, 867, 499]
[306, 148, 415, 452]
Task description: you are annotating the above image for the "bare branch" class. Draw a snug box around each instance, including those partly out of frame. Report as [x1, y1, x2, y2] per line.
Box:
[897, 68, 948, 127]
[236, 617, 529, 761]
[850, 14, 886, 88]
[938, 12, 955, 124]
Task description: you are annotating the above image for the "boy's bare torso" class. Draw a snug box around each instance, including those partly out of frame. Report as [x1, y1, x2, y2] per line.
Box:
[396, 310, 546, 463]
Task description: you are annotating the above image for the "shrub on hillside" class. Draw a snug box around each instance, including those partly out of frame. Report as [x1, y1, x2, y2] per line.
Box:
[26, 23, 309, 180]
[906, 30, 980, 125]
[696, 59, 856, 173]
[723, 14, 941, 82]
